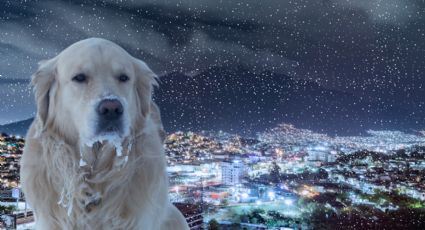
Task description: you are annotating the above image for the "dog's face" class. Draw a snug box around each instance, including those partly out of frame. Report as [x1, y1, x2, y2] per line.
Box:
[32, 38, 157, 144]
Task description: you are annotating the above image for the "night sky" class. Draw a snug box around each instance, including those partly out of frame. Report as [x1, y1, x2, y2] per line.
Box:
[0, 0, 424, 136]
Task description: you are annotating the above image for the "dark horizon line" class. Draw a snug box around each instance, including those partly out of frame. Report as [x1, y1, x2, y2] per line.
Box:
[1, 116, 424, 140]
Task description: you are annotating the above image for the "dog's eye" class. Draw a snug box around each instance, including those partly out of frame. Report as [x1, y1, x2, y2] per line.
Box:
[118, 74, 129, 82]
[72, 74, 87, 83]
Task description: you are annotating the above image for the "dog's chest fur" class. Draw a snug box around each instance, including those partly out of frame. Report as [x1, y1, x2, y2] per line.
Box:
[40, 133, 169, 229]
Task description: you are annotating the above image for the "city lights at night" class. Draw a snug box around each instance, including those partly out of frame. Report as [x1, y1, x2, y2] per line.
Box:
[1, 0, 425, 229]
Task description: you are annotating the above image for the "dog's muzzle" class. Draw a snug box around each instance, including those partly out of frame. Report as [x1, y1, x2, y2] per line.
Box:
[96, 99, 124, 134]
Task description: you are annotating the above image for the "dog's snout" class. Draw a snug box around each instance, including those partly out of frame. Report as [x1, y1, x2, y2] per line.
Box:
[95, 99, 124, 134]
[97, 99, 123, 120]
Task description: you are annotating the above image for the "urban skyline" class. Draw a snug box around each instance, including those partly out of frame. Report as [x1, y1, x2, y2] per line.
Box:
[1, 122, 425, 228]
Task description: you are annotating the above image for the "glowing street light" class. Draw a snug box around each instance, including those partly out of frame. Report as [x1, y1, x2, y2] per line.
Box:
[301, 190, 309, 196]
[275, 148, 284, 159]
[268, 191, 275, 200]
[284, 199, 294, 205]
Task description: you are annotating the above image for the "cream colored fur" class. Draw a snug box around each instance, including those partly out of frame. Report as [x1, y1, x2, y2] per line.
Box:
[20, 38, 189, 230]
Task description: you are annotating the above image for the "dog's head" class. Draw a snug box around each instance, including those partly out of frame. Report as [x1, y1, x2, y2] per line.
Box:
[31, 38, 158, 145]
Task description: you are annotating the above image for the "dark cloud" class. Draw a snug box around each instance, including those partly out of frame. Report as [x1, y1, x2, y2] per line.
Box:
[0, 0, 423, 134]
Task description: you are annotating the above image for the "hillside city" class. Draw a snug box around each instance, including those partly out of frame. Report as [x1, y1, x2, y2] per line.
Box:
[1, 123, 425, 229]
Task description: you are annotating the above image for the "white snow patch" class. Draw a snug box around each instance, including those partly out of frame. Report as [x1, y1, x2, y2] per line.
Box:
[81, 94, 131, 158]
[85, 133, 124, 157]
[79, 158, 87, 167]
[114, 152, 130, 169]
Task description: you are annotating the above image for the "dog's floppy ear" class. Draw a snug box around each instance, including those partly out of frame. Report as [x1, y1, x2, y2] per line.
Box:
[150, 101, 167, 143]
[132, 58, 159, 117]
[31, 57, 58, 132]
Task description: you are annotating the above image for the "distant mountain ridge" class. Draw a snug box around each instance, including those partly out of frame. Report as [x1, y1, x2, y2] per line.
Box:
[0, 66, 416, 137]
[0, 118, 34, 136]
[154, 66, 411, 136]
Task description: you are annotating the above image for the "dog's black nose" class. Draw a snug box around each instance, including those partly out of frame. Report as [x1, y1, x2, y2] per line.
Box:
[97, 99, 123, 120]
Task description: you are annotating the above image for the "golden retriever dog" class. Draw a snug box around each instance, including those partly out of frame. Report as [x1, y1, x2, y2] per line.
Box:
[20, 38, 189, 230]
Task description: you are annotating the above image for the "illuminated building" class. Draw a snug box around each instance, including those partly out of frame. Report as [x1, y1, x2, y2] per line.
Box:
[221, 159, 246, 185]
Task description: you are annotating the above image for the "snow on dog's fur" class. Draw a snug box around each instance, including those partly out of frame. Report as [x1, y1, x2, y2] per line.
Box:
[20, 38, 189, 230]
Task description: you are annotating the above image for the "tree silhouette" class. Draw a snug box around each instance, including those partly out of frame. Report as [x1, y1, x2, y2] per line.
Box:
[269, 161, 282, 183]
[207, 218, 220, 230]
